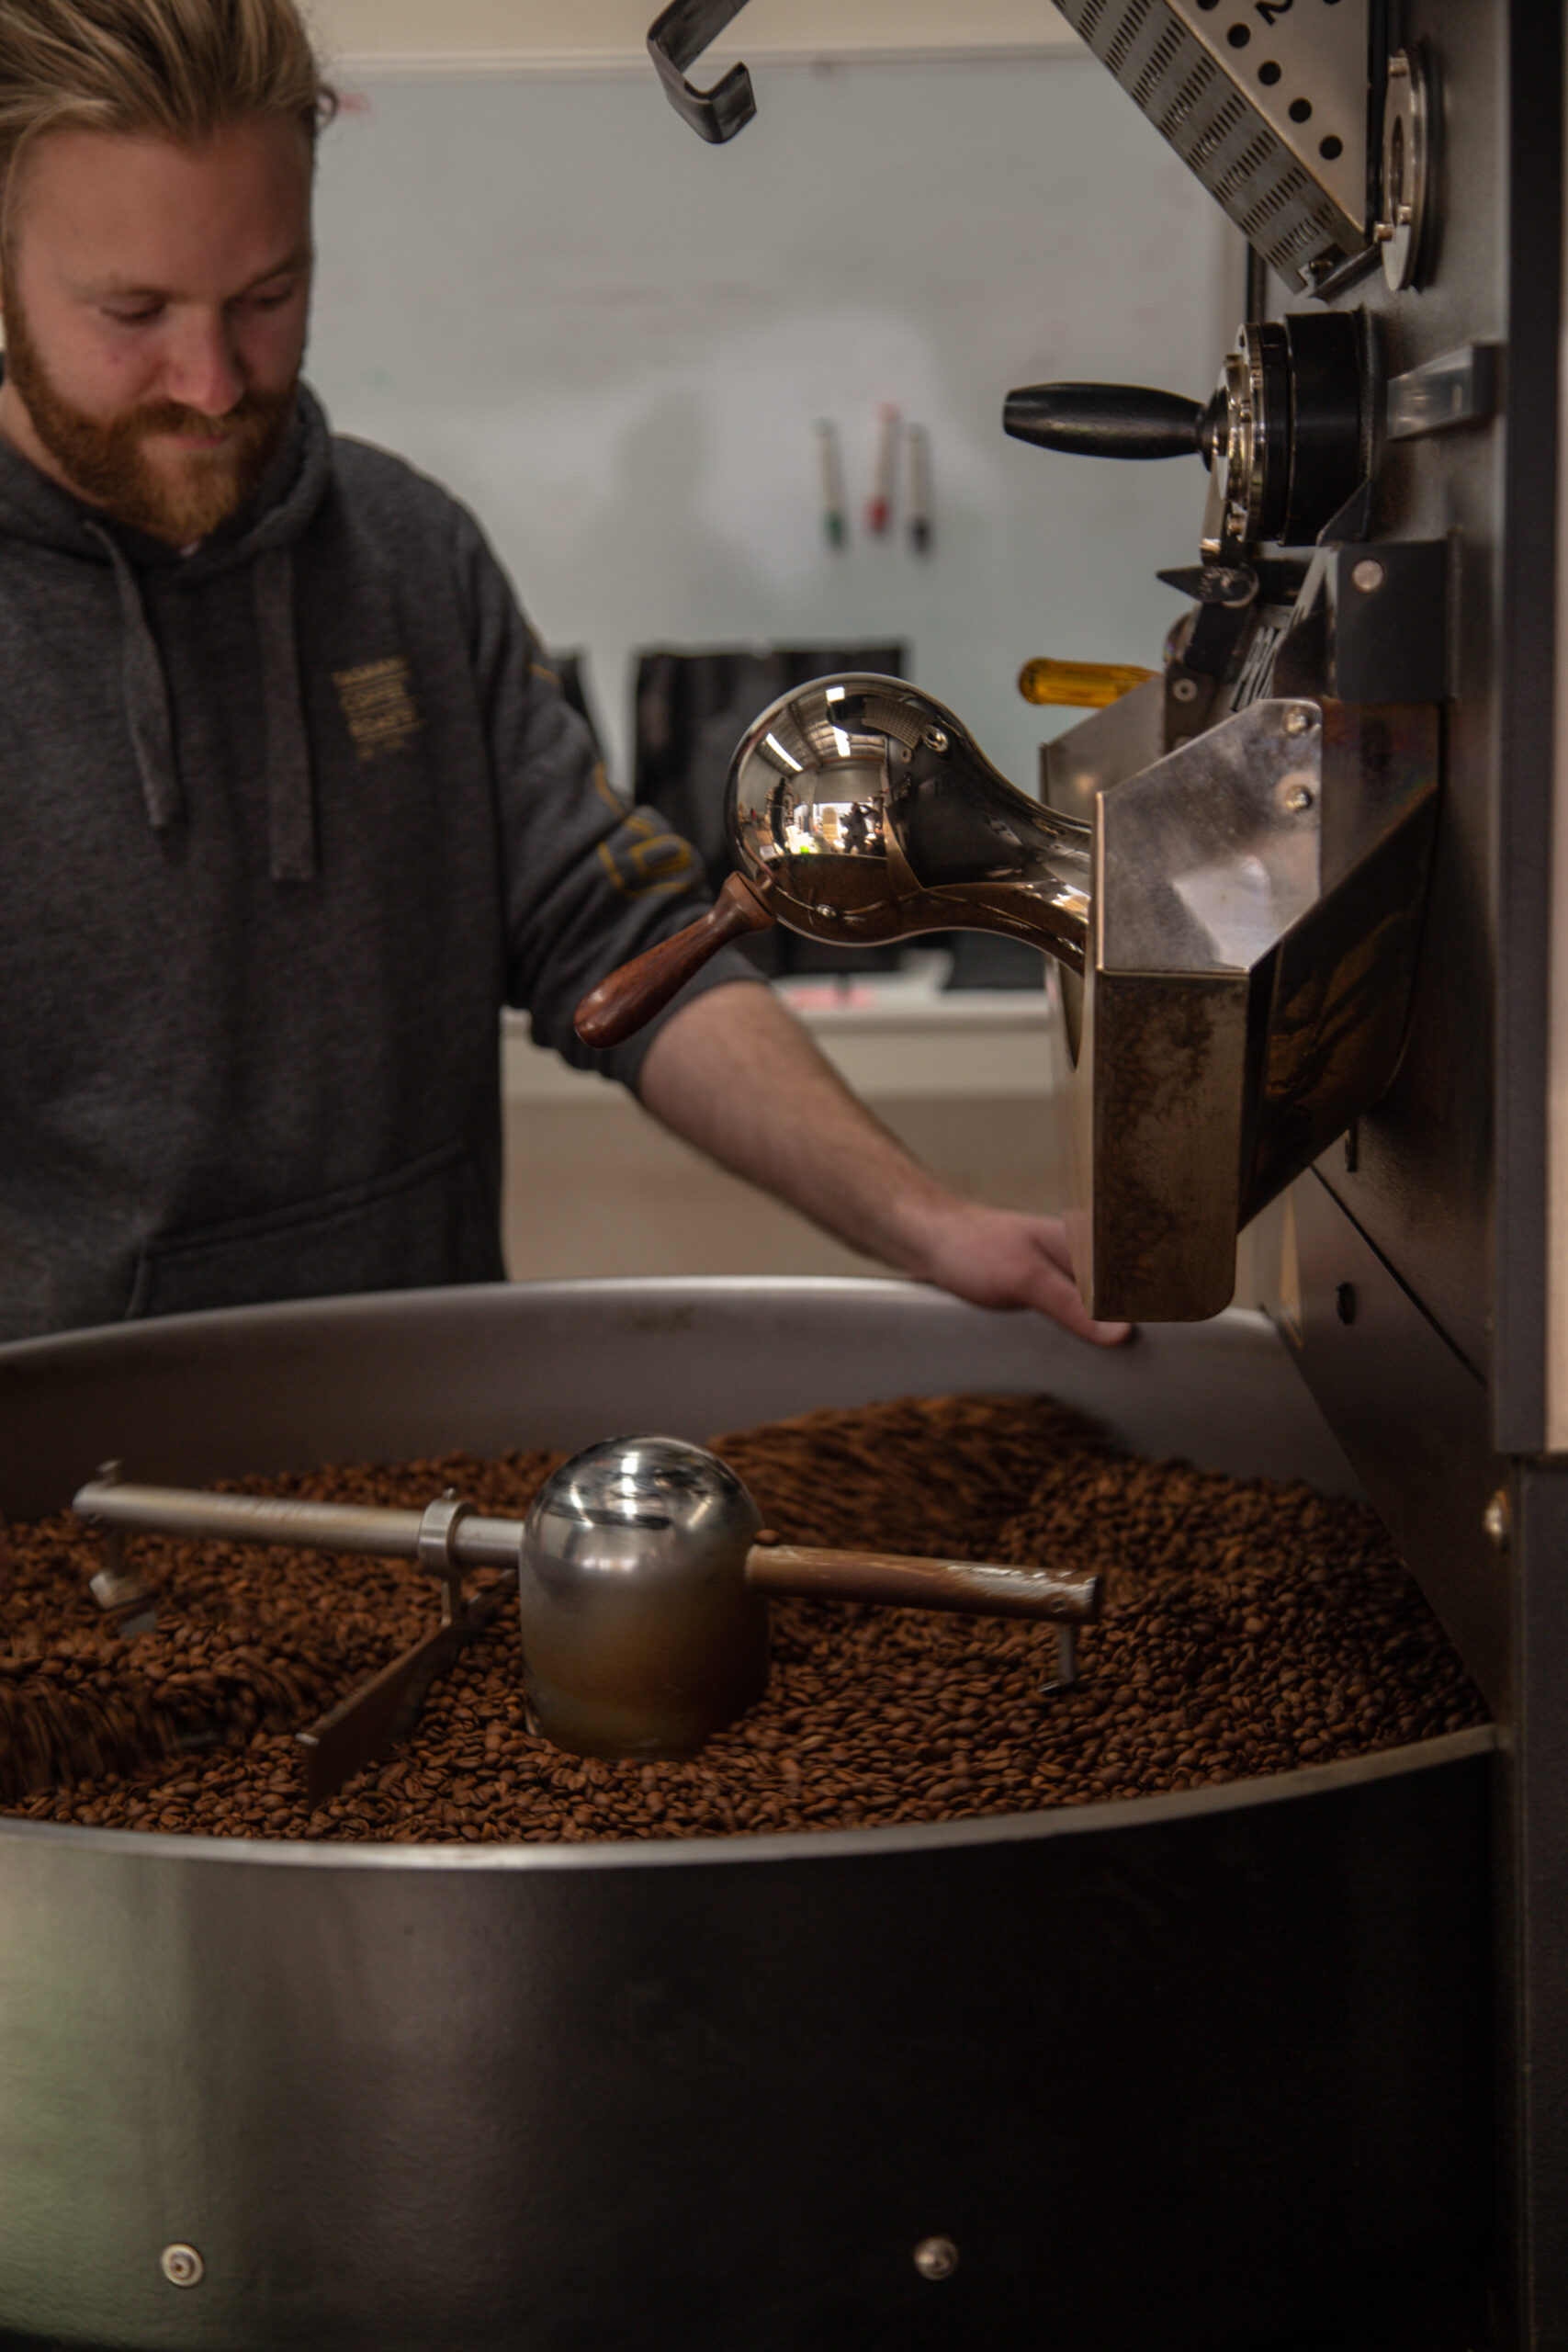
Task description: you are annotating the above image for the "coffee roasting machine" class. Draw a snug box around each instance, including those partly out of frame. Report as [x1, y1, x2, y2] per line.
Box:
[0, 3, 1560, 2347]
[636, 0, 1567, 2338]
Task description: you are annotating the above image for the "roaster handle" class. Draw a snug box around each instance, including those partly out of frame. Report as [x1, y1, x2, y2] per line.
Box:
[574, 871, 775, 1050]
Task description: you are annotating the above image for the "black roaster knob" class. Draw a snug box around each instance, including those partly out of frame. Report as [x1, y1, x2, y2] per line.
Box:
[1003, 382, 1217, 463]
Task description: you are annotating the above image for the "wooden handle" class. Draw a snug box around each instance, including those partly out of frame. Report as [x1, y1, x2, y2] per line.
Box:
[574, 872, 775, 1049]
[745, 1544, 1102, 1624]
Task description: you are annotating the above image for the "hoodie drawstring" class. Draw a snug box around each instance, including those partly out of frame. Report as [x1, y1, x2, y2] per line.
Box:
[85, 523, 318, 884]
[86, 523, 183, 837]
[254, 543, 316, 883]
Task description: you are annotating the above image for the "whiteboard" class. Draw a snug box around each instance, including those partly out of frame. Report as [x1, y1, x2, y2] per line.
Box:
[307, 51, 1241, 786]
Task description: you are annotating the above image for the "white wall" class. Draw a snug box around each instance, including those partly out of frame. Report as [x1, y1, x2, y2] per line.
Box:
[309, 0, 1081, 62]
[307, 53, 1239, 785]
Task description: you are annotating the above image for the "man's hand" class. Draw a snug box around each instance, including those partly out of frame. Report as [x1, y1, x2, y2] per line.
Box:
[637, 979, 1132, 1348]
[896, 1200, 1131, 1346]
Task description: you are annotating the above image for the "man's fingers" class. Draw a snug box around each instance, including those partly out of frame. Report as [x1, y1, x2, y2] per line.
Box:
[1017, 1233, 1132, 1345]
[1082, 1314, 1135, 1347]
[918, 1207, 1133, 1344]
[1029, 1262, 1133, 1346]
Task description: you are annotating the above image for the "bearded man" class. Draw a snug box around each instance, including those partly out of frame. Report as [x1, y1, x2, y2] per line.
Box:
[0, 0, 1125, 1347]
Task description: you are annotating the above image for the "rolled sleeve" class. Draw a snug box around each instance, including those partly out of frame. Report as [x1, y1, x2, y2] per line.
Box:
[454, 509, 766, 1091]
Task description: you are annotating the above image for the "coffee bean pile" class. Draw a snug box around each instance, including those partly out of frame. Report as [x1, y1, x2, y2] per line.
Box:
[0, 1394, 1485, 1842]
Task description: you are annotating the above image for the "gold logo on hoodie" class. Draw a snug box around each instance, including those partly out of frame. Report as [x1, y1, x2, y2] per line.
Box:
[333, 656, 423, 761]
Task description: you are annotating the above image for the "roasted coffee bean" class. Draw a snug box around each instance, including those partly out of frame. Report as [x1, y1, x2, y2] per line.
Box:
[0, 1397, 1485, 1841]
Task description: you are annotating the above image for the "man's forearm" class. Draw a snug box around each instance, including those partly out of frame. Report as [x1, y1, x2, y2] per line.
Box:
[636, 980, 957, 1278]
[637, 980, 1129, 1346]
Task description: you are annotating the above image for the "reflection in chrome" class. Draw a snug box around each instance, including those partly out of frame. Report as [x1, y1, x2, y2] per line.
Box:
[726, 674, 1092, 971]
[762, 730, 803, 773]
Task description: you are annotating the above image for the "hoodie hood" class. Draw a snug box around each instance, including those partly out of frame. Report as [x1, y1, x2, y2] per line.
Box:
[0, 383, 334, 879]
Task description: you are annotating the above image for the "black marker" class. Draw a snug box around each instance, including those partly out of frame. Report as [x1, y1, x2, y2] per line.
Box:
[907, 423, 931, 555]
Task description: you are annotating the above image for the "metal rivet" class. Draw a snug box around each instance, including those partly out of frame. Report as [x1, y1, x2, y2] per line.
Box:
[1351, 558, 1386, 594]
[1283, 785, 1314, 814]
[1283, 707, 1314, 736]
[1483, 1491, 1510, 1551]
[160, 2245, 205, 2289]
[1171, 675, 1200, 704]
[921, 726, 949, 754]
[1335, 1283, 1356, 1325]
[914, 2236, 959, 2281]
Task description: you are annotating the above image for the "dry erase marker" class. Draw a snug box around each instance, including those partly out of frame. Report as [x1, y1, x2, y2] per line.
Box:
[906, 423, 931, 556]
[866, 402, 898, 536]
[814, 420, 846, 549]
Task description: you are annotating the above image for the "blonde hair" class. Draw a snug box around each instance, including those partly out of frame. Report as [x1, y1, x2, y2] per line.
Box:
[0, 0, 336, 236]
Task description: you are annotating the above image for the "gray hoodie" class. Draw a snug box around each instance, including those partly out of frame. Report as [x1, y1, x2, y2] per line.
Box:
[0, 384, 755, 1340]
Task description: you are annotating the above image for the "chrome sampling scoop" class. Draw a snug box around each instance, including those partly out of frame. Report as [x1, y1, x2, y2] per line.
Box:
[73, 1437, 1100, 1775]
[574, 675, 1090, 1049]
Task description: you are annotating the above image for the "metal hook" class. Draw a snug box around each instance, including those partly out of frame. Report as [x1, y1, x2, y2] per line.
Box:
[648, 0, 757, 144]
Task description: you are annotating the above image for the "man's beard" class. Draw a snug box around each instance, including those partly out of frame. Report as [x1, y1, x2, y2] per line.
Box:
[2, 290, 296, 543]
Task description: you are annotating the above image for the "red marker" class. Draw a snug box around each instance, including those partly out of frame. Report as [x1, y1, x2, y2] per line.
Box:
[865, 402, 898, 536]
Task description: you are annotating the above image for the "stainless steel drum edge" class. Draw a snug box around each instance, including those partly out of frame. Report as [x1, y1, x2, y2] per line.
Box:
[0, 1723, 1497, 1874]
[0, 1275, 1363, 1519]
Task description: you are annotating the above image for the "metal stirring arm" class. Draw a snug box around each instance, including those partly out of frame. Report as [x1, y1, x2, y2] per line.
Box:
[745, 1543, 1100, 1623]
[74, 1462, 1107, 1770]
[73, 1482, 1101, 1627]
[73, 1478, 525, 1804]
[749, 1543, 1100, 1699]
[73, 1479, 527, 1569]
[293, 1580, 513, 1807]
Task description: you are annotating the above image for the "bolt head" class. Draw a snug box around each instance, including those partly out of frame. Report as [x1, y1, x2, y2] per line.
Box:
[914, 2236, 959, 2281]
[160, 2245, 205, 2289]
[1283, 785, 1315, 814]
[1171, 675, 1200, 704]
[1351, 558, 1386, 594]
[921, 726, 949, 754]
[1283, 707, 1314, 736]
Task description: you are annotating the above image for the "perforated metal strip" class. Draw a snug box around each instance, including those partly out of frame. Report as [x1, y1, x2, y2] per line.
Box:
[1054, 0, 1368, 287]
